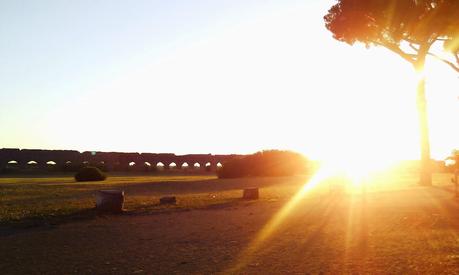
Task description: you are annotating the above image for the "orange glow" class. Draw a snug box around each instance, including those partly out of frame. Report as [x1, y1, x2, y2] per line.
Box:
[227, 168, 332, 273]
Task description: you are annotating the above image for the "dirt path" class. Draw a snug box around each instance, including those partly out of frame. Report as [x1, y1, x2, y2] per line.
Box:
[2, 187, 459, 274]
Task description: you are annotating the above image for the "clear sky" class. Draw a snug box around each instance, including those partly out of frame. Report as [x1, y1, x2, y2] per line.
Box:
[1, 0, 458, 162]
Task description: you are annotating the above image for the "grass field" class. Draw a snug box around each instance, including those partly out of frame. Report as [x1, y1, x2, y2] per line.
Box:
[0, 171, 454, 226]
[0, 174, 308, 225]
[2, 171, 459, 274]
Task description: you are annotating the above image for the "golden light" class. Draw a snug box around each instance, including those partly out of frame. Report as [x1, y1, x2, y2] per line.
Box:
[313, 131, 404, 192]
[226, 153, 391, 273]
[227, 168, 332, 273]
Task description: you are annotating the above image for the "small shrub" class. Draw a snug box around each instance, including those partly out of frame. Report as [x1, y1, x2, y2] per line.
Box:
[75, 166, 107, 182]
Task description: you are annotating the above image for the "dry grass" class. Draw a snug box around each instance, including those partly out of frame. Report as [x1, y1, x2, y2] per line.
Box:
[1, 172, 454, 226]
[1, 171, 459, 274]
[0, 174, 309, 225]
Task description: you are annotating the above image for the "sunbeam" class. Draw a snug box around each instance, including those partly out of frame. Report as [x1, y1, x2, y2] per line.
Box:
[226, 168, 332, 273]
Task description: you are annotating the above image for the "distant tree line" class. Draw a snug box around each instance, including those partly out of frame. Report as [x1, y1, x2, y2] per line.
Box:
[217, 150, 309, 179]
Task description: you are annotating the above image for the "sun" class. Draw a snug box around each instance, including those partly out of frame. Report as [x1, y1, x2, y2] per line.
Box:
[313, 139, 402, 192]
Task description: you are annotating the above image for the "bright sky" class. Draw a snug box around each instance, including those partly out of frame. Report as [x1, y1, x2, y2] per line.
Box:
[1, 0, 458, 162]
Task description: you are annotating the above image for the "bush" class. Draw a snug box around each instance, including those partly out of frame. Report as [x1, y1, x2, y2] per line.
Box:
[446, 150, 459, 172]
[217, 150, 309, 179]
[75, 166, 107, 182]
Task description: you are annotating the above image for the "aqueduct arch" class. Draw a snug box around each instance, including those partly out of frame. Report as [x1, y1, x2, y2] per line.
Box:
[0, 148, 240, 172]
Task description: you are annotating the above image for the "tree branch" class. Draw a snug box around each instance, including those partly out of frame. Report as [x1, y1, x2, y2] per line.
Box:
[372, 40, 416, 64]
[427, 35, 438, 48]
[409, 43, 419, 52]
[427, 52, 459, 73]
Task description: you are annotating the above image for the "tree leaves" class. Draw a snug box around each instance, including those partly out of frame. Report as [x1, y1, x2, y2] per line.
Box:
[324, 0, 459, 69]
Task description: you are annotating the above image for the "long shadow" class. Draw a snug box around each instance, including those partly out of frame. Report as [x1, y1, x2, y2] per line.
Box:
[3, 177, 306, 209]
[5, 176, 308, 206]
[69, 176, 308, 195]
[1, 175, 309, 235]
[0, 208, 98, 237]
[125, 198, 244, 218]
[0, 197, 246, 237]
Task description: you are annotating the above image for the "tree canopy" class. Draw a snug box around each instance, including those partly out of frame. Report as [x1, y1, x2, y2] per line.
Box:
[324, 0, 459, 71]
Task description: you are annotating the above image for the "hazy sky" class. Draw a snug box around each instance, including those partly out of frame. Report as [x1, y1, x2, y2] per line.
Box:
[1, 0, 458, 161]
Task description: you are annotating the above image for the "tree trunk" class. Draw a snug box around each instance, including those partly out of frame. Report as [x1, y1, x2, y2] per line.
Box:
[416, 76, 432, 185]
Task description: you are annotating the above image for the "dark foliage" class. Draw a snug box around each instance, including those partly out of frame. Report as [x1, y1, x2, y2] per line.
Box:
[75, 166, 107, 182]
[217, 150, 309, 179]
[324, 0, 459, 72]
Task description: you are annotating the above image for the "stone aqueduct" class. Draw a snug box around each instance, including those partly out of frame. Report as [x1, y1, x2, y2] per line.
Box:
[0, 148, 242, 172]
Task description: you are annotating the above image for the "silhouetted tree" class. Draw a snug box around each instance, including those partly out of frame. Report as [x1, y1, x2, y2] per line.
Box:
[324, 0, 459, 185]
[217, 150, 309, 179]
